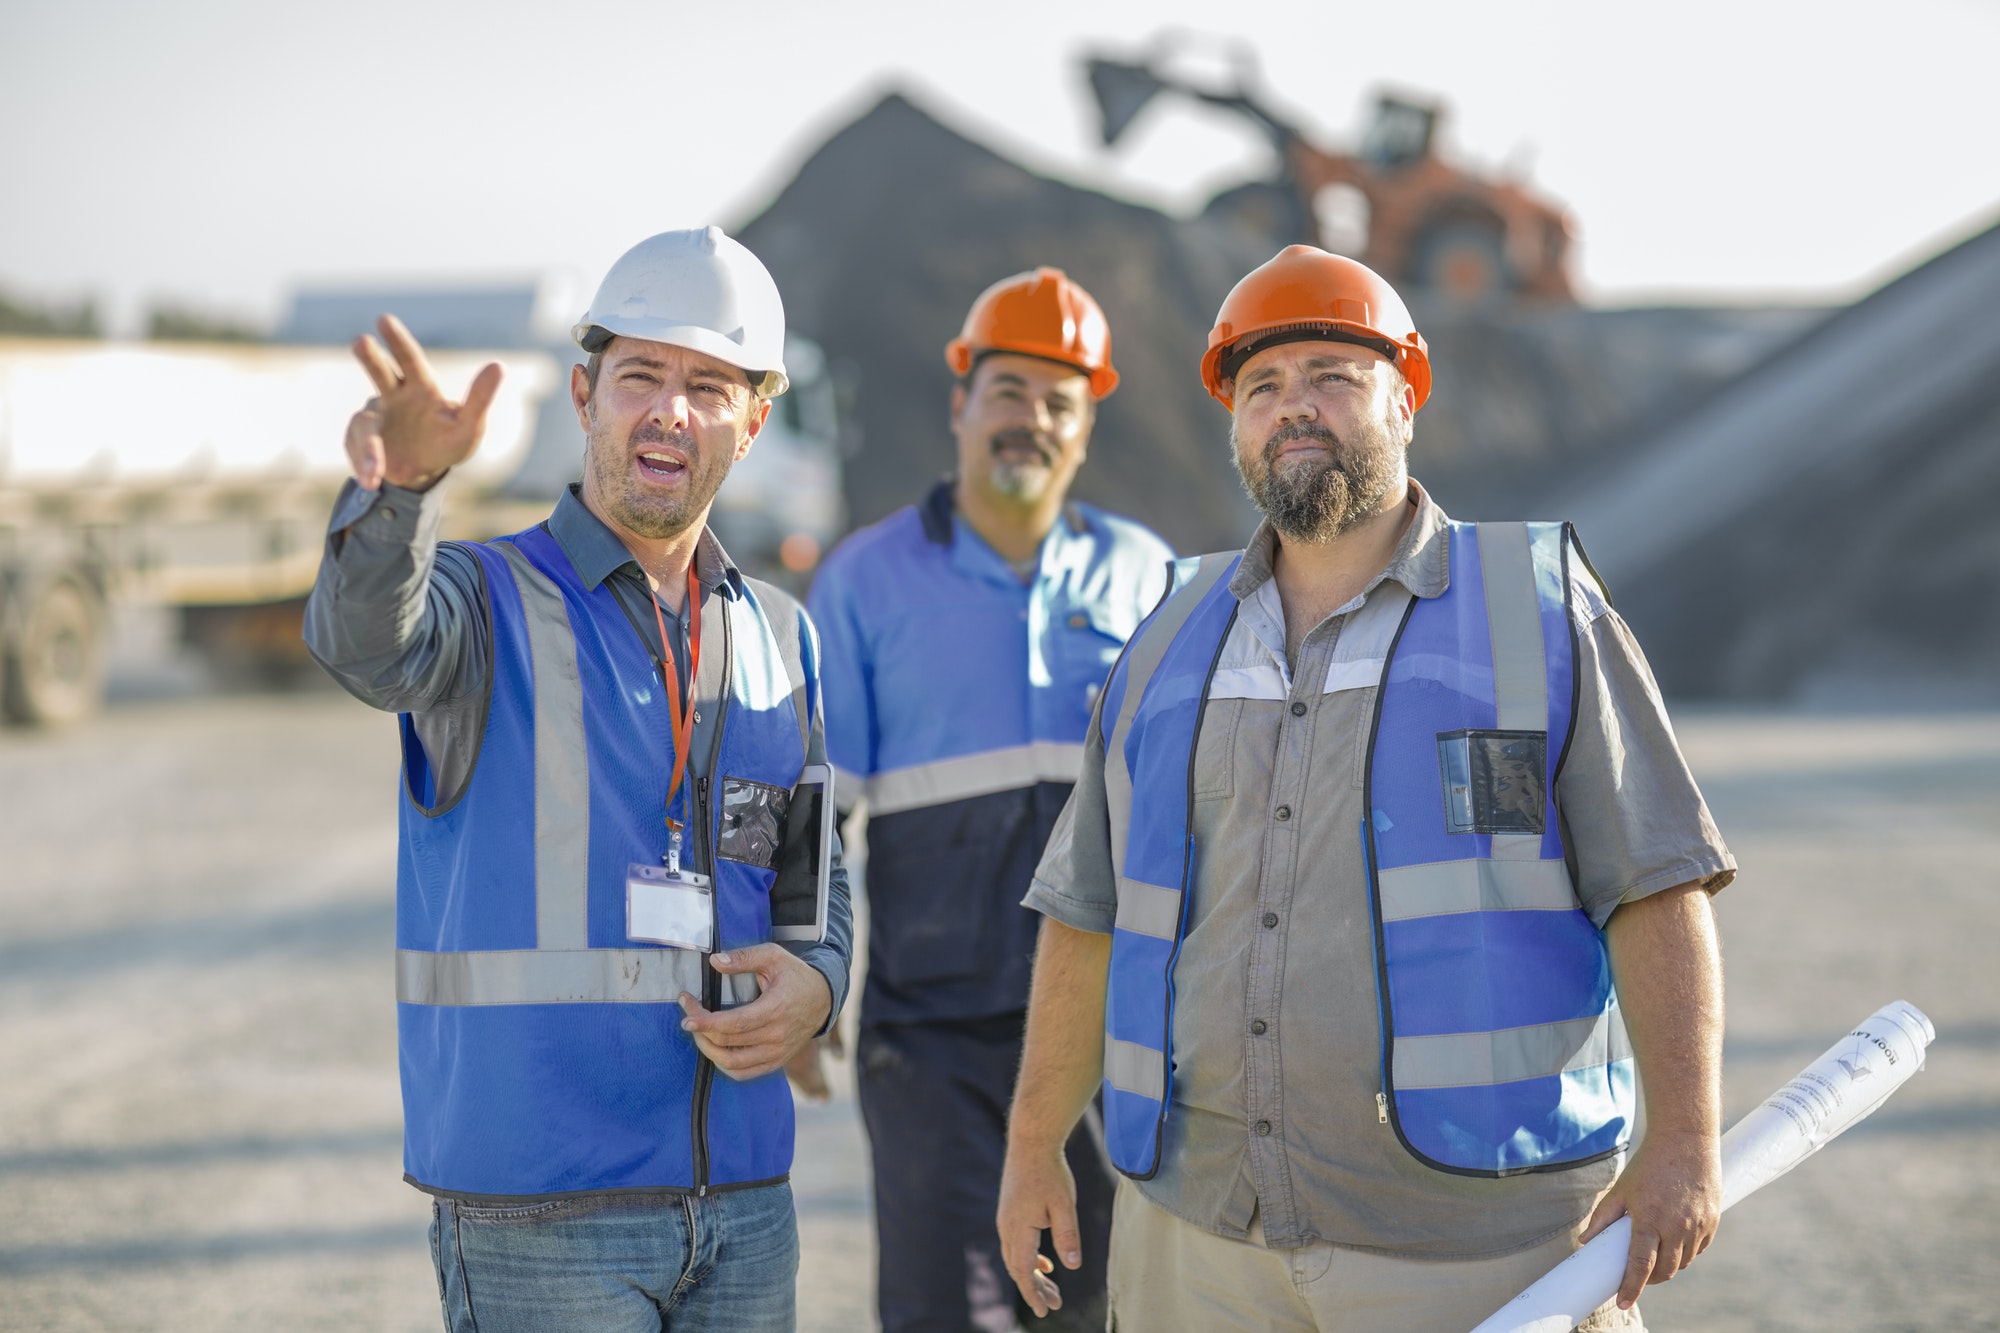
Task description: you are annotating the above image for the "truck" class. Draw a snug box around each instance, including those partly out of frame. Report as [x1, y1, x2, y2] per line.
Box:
[0, 284, 845, 727]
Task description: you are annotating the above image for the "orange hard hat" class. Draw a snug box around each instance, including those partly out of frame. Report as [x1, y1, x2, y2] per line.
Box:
[945, 267, 1120, 399]
[1201, 246, 1431, 412]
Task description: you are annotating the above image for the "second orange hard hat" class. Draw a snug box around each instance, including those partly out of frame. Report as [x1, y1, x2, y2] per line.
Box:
[1201, 246, 1431, 412]
[945, 267, 1120, 399]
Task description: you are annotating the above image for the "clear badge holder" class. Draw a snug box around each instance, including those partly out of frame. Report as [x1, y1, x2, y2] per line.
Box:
[626, 828, 714, 951]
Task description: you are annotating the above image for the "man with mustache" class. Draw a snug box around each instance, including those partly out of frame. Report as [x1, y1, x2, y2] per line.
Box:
[999, 247, 1734, 1331]
[305, 228, 852, 1331]
[806, 269, 1172, 1331]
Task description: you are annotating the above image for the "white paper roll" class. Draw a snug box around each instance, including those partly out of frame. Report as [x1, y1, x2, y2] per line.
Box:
[1467, 1000, 1934, 1333]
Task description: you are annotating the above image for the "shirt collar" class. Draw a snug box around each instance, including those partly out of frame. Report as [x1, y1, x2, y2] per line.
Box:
[546, 483, 740, 597]
[920, 474, 1091, 589]
[1228, 478, 1453, 603]
[920, 475, 1089, 547]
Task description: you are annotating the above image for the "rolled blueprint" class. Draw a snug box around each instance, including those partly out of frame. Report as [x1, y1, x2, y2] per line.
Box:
[1467, 1000, 1935, 1333]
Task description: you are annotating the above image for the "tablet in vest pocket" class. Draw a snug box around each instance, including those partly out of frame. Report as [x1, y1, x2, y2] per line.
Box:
[627, 864, 715, 951]
[1436, 729, 1547, 835]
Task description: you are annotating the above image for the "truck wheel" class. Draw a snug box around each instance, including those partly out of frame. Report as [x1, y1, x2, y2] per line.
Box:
[1412, 220, 1513, 302]
[3, 575, 108, 726]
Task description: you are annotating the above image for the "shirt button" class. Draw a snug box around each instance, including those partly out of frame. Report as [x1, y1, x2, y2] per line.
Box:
[1254, 1120, 1272, 1136]
[1068, 613, 1089, 628]
[1274, 805, 1292, 821]
[1250, 1019, 1268, 1036]
[1262, 912, 1279, 929]
[380, 506, 398, 521]
[1290, 701, 1307, 717]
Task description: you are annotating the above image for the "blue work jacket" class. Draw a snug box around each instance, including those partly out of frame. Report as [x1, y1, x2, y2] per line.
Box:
[810, 479, 1173, 1024]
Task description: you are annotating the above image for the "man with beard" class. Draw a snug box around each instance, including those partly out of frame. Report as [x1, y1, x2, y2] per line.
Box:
[806, 268, 1172, 1331]
[305, 228, 852, 1331]
[998, 247, 1734, 1332]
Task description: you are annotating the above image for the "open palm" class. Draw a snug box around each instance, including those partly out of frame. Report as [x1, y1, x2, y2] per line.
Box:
[346, 313, 504, 492]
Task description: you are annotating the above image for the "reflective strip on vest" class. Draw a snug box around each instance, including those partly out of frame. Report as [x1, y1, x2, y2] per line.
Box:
[1392, 1010, 1632, 1090]
[1104, 1037, 1166, 1098]
[1113, 877, 1183, 940]
[867, 740, 1085, 815]
[1377, 857, 1577, 921]
[497, 543, 592, 951]
[398, 948, 760, 1007]
[1098, 551, 1240, 1179]
[1476, 524, 1551, 863]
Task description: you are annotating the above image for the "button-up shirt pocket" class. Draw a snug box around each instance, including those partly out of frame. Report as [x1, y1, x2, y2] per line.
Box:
[1194, 698, 1242, 802]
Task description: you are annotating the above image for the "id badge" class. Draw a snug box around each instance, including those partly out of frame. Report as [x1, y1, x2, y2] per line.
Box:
[626, 863, 715, 951]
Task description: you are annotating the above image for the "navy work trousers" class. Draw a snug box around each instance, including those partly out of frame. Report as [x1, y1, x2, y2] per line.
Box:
[857, 1015, 1115, 1333]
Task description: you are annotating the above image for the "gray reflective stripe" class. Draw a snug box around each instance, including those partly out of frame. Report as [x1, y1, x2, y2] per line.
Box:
[496, 543, 591, 951]
[1377, 857, 1578, 922]
[1476, 523, 1547, 734]
[398, 949, 762, 1007]
[1104, 1036, 1166, 1099]
[1322, 583, 1409, 693]
[744, 578, 811, 756]
[399, 948, 703, 1005]
[1113, 878, 1183, 940]
[1394, 1011, 1633, 1090]
[1105, 552, 1235, 883]
[868, 741, 1085, 815]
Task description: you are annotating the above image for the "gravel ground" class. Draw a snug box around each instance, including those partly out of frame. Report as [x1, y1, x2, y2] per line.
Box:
[0, 693, 1993, 1331]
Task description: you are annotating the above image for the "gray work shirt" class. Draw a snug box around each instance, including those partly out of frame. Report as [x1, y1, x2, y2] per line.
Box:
[303, 477, 853, 1024]
[1024, 481, 1735, 1259]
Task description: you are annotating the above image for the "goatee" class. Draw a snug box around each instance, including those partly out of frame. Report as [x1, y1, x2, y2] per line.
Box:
[1235, 418, 1404, 543]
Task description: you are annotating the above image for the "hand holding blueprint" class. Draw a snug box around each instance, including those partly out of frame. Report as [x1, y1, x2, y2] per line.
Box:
[1467, 1000, 1935, 1333]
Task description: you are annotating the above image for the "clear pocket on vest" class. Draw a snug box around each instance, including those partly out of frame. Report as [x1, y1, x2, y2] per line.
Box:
[717, 777, 791, 869]
[1436, 729, 1547, 835]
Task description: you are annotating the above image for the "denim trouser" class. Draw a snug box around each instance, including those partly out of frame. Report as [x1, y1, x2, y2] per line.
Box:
[429, 1182, 798, 1332]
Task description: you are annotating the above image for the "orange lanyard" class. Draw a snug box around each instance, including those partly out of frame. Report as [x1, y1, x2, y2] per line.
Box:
[650, 564, 704, 845]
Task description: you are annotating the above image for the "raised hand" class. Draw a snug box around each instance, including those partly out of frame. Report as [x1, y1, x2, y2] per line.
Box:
[346, 314, 503, 492]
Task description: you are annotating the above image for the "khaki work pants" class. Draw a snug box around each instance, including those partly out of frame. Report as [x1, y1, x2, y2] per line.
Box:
[1106, 1181, 1643, 1333]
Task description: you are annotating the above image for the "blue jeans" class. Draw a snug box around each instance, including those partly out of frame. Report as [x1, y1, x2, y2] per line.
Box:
[429, 1183, 798, 1332]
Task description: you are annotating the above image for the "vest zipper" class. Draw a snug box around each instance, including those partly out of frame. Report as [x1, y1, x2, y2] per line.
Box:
[689, 598, 733, 1196]
[1376, 1091, 1389, 1124]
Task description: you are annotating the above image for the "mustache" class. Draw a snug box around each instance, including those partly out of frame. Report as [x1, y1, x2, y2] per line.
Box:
[989, 426, 1056, 464]
[1263, 421, 1341, 461]
[630, 422, 698, 451]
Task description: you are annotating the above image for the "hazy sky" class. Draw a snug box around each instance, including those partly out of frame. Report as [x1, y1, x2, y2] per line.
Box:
[5, 0, 1997, 334]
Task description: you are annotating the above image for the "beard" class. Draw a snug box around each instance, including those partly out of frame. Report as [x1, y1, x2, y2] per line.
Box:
[1233, 412, 1407, 544]
[584, 415, 734, 540]
[984, 426, 1058, 502]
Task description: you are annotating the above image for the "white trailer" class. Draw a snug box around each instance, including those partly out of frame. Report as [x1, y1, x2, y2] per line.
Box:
[0, 328, 845, 725]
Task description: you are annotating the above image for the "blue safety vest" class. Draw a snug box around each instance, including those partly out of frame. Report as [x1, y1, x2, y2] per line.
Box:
[1098, 521, 1633, 1179]
[395, 523, 815, 1198]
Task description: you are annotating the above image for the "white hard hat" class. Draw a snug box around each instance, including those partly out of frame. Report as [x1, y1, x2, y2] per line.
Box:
[573, 226, 790, 397]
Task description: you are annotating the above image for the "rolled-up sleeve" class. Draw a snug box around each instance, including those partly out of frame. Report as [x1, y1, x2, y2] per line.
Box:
[1558, 597, 1737, 929]
[1022, 698, 1120, 936]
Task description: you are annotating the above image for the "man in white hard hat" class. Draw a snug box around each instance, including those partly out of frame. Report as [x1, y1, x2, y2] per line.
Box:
[306, 227, 852, 1331]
